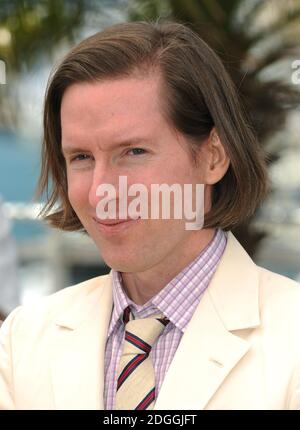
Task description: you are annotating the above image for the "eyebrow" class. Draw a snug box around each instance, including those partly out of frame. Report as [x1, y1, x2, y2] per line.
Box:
[61, 137, 151, 155]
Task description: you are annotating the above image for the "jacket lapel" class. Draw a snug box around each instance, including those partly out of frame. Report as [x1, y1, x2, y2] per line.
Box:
[50, 274, 113, 410]
[154, 232, 261, 410]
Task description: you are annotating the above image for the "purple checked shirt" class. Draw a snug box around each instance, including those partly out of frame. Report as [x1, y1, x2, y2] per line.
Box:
[104, 228, 227, 409]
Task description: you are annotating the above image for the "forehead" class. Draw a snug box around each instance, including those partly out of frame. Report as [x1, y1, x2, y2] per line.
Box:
[60, 76, 164, 143]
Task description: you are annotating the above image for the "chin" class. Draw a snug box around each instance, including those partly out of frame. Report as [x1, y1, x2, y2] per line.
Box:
[104, 253, 154, 273]
[99, 252, 137, 272]
[107, 263, 139, 273]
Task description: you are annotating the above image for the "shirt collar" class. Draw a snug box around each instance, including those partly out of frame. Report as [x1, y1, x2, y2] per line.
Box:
[107, 228, 227, 337]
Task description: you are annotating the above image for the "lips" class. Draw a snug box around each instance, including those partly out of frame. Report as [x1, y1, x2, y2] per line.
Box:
[92, 217, 138, 225]
[92, 216, 140, 236]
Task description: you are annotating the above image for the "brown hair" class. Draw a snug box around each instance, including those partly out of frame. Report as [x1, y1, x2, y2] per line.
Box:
[37, 20, 269, 231]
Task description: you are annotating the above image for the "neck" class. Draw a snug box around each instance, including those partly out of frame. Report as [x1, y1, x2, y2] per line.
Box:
[121, 228, 216, 305]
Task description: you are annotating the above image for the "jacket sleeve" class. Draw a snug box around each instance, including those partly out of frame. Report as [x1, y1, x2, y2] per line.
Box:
[0, 307, 22, 410]
[287, 354, 300, 409]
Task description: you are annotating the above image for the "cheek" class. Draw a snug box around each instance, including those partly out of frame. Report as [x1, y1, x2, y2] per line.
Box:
[67, 173, 90, 210]
[157, 154, 201, 185]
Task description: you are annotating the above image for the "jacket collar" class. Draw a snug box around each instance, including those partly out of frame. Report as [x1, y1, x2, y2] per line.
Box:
[207, 231, 260, 331]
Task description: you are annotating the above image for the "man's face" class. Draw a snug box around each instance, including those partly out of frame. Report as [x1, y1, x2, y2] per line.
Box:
[61, 75, 211, 273]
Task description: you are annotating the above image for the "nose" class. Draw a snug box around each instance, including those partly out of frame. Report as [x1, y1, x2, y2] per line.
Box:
[88, 160, 119, 210]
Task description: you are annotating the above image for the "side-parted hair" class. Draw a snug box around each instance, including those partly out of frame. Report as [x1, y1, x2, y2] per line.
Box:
[38, 20, 269, 231]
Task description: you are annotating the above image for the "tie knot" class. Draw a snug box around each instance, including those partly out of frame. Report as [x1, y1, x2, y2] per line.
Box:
[122, 307, 169, 355]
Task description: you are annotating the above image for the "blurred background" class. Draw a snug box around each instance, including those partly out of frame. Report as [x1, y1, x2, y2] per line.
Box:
[0, 0, 300, 320]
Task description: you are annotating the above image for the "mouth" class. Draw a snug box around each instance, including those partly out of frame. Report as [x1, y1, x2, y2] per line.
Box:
[92, 216, 141, 234]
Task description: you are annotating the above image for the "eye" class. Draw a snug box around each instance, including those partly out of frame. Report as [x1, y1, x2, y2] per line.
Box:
[71, 153, 91, 162]
[126, 148, 147, 156]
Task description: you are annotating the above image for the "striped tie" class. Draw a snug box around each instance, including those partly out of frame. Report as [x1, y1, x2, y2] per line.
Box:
[115, 306, 169, 410]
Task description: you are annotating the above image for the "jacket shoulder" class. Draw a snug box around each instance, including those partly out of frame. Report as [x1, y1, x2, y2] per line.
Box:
[1, 273, 111, 334]
[258, 265, 300, 295]
[257, 266, 300, 321]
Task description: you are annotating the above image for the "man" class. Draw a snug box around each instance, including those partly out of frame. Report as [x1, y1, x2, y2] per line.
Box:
[1, 21, 300, 410]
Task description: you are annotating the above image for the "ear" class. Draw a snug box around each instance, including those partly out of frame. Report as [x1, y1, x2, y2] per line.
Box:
[198, 128, 230, 185]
